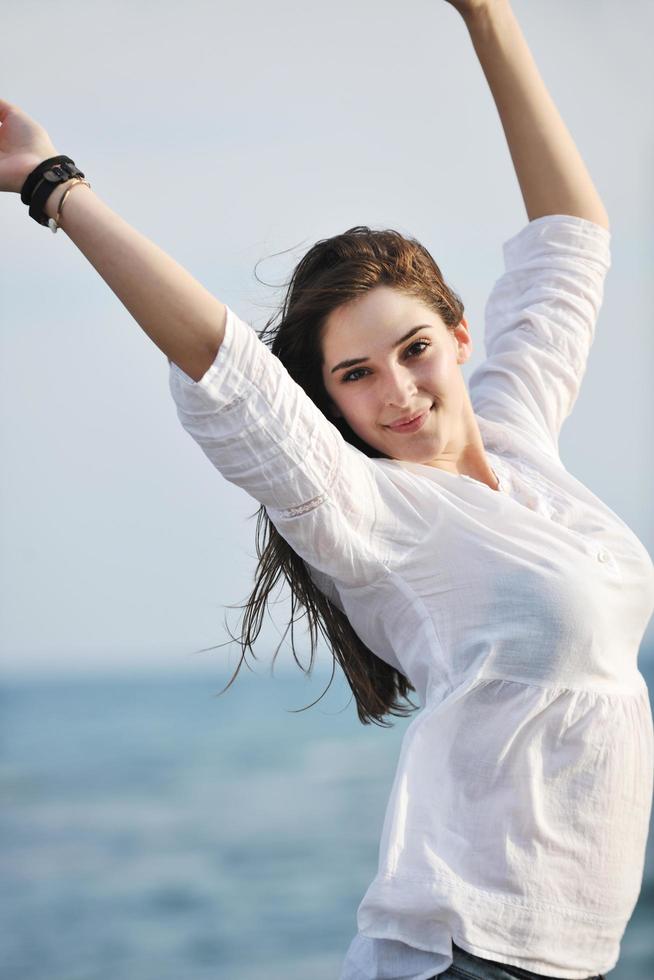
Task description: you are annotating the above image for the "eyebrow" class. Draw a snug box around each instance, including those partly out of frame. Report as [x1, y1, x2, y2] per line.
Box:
[329, 324, 434, 374]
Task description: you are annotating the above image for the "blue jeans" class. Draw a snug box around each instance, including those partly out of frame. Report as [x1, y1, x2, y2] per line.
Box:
[431, 942, 606, 980]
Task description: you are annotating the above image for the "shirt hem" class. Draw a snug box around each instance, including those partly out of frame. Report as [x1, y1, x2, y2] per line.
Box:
[356, 869, 622, 978]
[353, 925, 615, 980]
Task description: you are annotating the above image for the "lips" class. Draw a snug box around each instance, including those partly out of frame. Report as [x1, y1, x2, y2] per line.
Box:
[385, 407, 431, 432]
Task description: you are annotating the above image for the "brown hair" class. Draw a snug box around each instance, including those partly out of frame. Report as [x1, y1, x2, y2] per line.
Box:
[213, 226, 465, 726]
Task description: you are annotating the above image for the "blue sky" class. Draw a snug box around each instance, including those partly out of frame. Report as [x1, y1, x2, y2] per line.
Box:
[1, 0, 653, 674]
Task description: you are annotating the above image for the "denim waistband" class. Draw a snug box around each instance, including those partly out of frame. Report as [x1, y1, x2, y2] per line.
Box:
[445, 942, 605, 980]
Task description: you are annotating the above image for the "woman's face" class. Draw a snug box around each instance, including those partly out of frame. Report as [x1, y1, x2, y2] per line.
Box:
[320, 285, 474, 465]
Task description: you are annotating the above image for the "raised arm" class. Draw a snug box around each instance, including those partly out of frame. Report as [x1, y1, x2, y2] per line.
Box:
[444, 0, 610, 230]
[0, 98, 226, 382]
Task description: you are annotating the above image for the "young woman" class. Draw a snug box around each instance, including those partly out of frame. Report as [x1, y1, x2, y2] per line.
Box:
[1, 1, 651, 978]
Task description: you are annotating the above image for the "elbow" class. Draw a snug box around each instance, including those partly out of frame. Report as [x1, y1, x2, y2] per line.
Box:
[527, 204, 611, 233]
[589, 207, 611, 233]
[578, 203, 611, 233]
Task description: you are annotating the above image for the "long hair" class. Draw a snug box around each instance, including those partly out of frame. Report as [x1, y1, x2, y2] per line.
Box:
[213, 226, 465, 726]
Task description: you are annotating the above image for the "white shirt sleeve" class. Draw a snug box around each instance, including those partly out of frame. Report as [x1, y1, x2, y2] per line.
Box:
[469, 214, 611, 460]
[168, 306, 421, 587]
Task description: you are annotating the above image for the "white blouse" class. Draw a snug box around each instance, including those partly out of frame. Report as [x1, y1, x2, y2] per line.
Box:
[168, 215, 654, 980]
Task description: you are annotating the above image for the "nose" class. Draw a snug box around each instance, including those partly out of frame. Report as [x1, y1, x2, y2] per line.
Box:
[383, 364, 418, 408]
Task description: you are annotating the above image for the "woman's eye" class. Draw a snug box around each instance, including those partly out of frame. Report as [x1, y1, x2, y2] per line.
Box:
[341, 340, 430, 383]
[406, 340, 430, 358]
[342, 368, 367, 383]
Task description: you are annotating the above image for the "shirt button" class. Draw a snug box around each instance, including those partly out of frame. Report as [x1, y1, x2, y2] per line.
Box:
[597, 549, 611, 563]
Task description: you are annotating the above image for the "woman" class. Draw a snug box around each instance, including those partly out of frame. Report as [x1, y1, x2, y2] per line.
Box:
[0, 1, 651, 978]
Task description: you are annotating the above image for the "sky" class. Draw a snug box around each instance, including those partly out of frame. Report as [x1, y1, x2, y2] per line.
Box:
[1, 0, 653, 676]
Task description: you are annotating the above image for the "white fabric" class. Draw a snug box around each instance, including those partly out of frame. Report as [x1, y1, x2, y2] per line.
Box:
[168, 215, 654, 980]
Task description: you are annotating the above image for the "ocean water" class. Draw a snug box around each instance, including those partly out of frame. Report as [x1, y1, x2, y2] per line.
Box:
[1, 654, 653, 980]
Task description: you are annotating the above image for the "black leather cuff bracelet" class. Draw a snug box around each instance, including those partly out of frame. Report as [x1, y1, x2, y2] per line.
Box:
[20, 155, 76, 204]
[27, 160, 86, 227]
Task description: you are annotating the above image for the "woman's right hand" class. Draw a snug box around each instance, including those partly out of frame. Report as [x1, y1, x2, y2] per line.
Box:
[0, 98, 59, 194]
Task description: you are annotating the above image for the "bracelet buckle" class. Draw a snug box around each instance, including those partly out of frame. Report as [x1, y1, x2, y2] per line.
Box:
[43, 165, 71, 183]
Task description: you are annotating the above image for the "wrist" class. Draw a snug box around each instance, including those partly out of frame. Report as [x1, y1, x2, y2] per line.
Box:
[42, 177, 91, 234]
[461, 0, 510, 32]
[21, 157, 89, 229]
[43, 178, 79, 219]
[18, 153, 60, 196]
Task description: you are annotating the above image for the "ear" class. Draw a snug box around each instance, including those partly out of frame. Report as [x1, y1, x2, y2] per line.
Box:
[453, 315, 473, 364]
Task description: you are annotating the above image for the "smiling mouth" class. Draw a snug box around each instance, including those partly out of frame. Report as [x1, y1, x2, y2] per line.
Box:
[385, 406, 432, 432]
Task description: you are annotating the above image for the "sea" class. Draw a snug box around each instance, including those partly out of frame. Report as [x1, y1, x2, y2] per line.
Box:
[2, 652, 653, 980]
